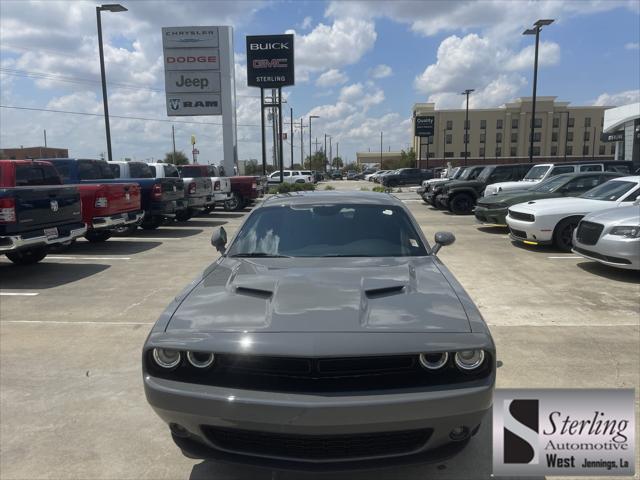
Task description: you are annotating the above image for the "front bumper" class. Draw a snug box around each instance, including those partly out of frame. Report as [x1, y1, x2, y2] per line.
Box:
[0, 222, 87, 252]
[506, 215, 554, 245]
[91, 210, 144, 230]
[573, 235, 640, 270]
[144, 377, 493, 465]
[474, 206, 508, 226]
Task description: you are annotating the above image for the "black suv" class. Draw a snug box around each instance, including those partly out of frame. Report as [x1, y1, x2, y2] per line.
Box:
[380, 168, 434, 187]
[439, 163, 533, 214]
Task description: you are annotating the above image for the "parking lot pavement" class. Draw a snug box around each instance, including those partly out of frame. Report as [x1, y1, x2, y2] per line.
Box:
[1, 185, 638, 480]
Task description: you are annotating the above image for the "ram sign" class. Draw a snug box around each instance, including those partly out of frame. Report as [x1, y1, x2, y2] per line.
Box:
[415, 116, 435, 137]
[246, 34, 295, 88]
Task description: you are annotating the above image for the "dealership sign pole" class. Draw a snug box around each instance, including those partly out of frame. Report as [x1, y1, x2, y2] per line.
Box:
[162, 26, 237, 175]
[414, 116, 434, 169]
[246, 34, 295, 181]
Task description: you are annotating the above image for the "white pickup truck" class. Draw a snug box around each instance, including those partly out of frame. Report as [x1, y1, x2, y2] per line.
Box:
[177, 164, 231, 212]
[148, 162, 212, 221]
[267, 170, 313, 184]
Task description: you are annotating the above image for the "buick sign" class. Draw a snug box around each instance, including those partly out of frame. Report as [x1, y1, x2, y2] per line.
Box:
[246, 34, 294, 88]
[415, 116, 435, 137]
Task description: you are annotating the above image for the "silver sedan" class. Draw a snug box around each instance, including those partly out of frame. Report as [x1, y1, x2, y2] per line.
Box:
[572, 202, 640, 270]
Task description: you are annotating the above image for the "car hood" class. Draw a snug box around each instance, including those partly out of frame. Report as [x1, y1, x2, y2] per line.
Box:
[508, 197, 618, 216]
[446, 180, 481, 189]
[582, 204, 640, 225]
[167, 256, 472, 333]
[479, 191, 555, 207]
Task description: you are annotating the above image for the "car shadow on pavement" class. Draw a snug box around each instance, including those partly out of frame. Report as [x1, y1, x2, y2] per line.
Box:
[0, 262, 110, 289]
[69, 240, 162, 255]
[509, 240, 566, 255]
[175, 220, 228, 228]
[577, 261, 640, 284]
[188, 415, 543, 480]
[123, 228, 204, 239]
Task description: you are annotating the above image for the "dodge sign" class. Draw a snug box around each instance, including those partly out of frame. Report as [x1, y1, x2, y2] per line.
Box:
[415, 116, 435, 137]
[246, 34, 294, 88]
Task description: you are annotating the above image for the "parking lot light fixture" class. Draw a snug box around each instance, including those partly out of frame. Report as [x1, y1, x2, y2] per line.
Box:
[96, 3, 127, 162]
[523, 18, 554, 163]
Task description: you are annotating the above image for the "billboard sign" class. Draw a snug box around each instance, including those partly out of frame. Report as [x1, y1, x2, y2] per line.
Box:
[246, 34, 295, 88]
[162, 27, 219, 48]
[163, 48, 219, 71]
[415, 116, 435, 137]
[165, 70, 221, 93]
[165, 93, 221, 116]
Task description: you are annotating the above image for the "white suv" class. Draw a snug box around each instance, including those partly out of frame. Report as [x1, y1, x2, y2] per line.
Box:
[267, 170, 313, 184]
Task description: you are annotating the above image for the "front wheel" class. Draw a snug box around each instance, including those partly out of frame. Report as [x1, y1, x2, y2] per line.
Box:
[84, 230, 112, 243]
[6, 247, 48, 265]
[224, 193, 242, 211]
[553, 217, 581, 252]
[449, 193, 475, 214]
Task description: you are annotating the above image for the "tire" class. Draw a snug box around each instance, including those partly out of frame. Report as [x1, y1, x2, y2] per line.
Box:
[224, 192, 242, 211]
[6, 247, 48, 265]
[553, 217, 581, 252]
[141, 216, 162, 230]
[387, 180, 398, 188]
[449, 193, 475, 214]
[84, 230, 112, 243]
[175, 209, 193, 222]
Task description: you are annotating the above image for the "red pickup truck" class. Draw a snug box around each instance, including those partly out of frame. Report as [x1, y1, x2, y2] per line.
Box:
[226, 176, 266, 211]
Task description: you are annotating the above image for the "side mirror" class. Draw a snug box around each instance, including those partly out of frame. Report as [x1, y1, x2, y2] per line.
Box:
[211, 226, 227, 253]
[432, 231, 455, 255]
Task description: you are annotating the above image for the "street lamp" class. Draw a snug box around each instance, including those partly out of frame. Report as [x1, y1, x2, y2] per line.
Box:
[461, 89, 474, 166]
[309, 115, 319, 169]
[96, 3, 127, 162]
[523, 18, 554, 163]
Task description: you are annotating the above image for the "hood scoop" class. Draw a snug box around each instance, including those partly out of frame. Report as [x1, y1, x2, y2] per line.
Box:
[365, 285, 406, 299]
[235, 286, 273, 299]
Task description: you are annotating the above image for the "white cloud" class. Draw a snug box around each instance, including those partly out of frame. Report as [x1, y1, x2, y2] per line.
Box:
[316, 69, 348, 88]
[369, 64, 392, 79]
[593, 90, 640, 106]
[624, 42, 640, 50]
[505, 42, 560, 71]
[300, 16, 313, 29]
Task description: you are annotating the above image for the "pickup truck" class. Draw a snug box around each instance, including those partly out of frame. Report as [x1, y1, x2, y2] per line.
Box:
[106, 161, 185, 229]
[226, 176, 265, 211]
[267, 170, 313, 185]
[177, 164, 231, 212]
[43, 158, 143, 242]
[0, 160, 86, 264]
[147, 163, 212, 221]
[380, 168, 434, 187]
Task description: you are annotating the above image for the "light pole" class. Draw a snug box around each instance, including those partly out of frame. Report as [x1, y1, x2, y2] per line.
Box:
[523, 18, 554, 163]
[461, 89, 474, 166]
[309, 115, 319, 169]
[96, 4, 127, 162]
[290, 107, 294, 168]
[380, 131, 383, 167]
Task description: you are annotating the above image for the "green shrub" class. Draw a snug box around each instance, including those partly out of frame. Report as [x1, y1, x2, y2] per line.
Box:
[324, 185, 335, 190]
[268, 182, 316, 194]
[372, 186, 390, 193]
[359, 186, 369, 191]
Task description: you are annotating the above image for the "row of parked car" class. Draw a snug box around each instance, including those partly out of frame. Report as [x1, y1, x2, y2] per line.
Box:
[0, 158, 267, 265]
[416, 160, 640, 270]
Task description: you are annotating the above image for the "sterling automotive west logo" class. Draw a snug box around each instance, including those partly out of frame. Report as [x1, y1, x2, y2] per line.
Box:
[493, 389, 635, 477]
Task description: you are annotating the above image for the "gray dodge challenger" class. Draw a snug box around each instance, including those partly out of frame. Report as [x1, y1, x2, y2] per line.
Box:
[143, 191, 495, 468]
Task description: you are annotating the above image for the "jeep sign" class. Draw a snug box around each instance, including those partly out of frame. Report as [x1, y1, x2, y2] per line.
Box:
[246, 34, 294, 88]
[165, 71, 221, 93]
[415, 116, 435, 137]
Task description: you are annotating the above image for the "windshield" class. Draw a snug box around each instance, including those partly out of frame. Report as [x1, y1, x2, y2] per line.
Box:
[476, 167, 493, 182]
[228, 204, 428, 258]
[449, 167, 462, 179]
[129, 162, 153, 178]
[580, 181, 637, 201]
[459, 167, 481, 180]
[531, 175, 569, 193]
[524, 165, 551, 181]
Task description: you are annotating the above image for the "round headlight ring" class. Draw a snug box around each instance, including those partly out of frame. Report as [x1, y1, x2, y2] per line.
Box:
[419, 352, 449, 370]
[454, 350, 485, 371]
[152, 348, 181, 369]
[187, 351, 215, 369]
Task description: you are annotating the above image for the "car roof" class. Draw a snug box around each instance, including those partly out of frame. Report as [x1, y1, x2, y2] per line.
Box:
[612, 175, 640, 182]
[262, 191, 405, 207]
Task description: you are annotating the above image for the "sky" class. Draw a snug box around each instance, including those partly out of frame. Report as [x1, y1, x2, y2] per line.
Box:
[1, 0, 639, 166]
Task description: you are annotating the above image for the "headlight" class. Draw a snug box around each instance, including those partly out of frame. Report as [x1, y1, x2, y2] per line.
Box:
[187, 351, 215, 369]
[152, 348, 181, 369]
[610, 226, 640, 238]
[419, 352, 449, 370]
[454, 350, 485, 371]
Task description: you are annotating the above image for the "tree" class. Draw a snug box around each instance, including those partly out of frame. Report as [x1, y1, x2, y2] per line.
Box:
[343, 161, 358, 172]
[332, 156, 343, 169]
[164, 150, 189, 165]
[244, 159, 260, 175]
[382, 148, 416, 170]
[303, 151, 327, 171]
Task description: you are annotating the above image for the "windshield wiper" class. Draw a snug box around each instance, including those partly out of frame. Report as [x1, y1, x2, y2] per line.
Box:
[231, 253, 291, 258]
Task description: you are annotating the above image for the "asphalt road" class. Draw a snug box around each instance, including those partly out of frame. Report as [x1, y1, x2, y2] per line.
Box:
[1, 180, 638, 480]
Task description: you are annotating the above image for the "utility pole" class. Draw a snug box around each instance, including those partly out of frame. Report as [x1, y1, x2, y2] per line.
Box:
[171, 125, 176, 163]
[324, 134, 328, 169]
[592, 126, 596, 160]
[290, 107, 294, 168]
[380, 131, 383, 166]
[43, 129, 47, 149]
[336, 142, 339, 162]
[299, 118, 305, 167]
[461, 89, 474, 166]
[329, 136, 333, 167]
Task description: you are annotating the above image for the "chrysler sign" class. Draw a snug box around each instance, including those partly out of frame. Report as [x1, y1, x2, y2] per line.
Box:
[246, 34, 294, 88]
[415, 116, 435, 137]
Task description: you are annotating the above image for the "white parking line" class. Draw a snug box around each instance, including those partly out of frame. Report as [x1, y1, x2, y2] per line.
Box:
[488, 323, 639, 327]
[547, 256, 581, 259]
[108, 237, 181, 241]
[46, 256, 131, 260]
[0, 292, 39, 296]
[3, 320, 152, 325]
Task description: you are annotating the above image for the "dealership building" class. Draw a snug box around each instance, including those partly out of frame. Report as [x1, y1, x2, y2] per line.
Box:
[0, 146, 69, 160]
[602, 102, 640, 165]
[412, 97, 615, 168]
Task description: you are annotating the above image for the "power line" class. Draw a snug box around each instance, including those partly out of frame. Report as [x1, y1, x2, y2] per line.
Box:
[0, 104, 262, 128]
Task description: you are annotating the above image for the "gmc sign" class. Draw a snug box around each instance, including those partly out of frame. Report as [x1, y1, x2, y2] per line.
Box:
[246, 34, 294, 88]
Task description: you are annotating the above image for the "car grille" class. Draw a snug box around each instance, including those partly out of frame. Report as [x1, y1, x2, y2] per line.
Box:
[573, 246, 632, 265]
[202, 426, 433, 461]
[147, 353, 492, 393]
[509, 228, 527, 239]
[575, 221, 604, 246]
[508, 210, 534, 222]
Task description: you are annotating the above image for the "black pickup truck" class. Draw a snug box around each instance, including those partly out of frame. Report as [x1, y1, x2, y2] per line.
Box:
[380, 168, 434, 187]
[0, 160, 86, 265]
